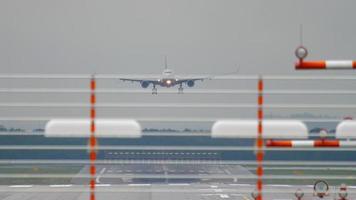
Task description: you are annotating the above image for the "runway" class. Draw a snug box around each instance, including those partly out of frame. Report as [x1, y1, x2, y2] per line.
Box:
[1, 183, 355, 200]
[72, 163, 255, 184]
[1, 164, 355, 200]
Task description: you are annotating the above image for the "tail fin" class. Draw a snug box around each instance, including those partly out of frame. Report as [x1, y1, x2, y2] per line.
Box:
[164, 56, 168, 70]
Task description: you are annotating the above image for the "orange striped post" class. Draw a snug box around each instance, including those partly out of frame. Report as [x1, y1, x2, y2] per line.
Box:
[294, 47, 356, 70]
[256, 77, 264, 200]
[266, 139, 356, 148]
[296, 60, 356, 70]
[89, 75, 97, 200]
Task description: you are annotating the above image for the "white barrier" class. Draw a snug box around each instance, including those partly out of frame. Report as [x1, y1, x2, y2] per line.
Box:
[211, 120, 308, 139]
[45, 119, 142, 138]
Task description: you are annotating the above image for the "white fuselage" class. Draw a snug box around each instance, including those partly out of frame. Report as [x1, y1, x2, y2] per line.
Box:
[159, 69, 177, 87]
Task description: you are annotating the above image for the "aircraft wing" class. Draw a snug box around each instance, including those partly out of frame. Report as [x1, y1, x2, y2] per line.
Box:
[119, 78, 160, 85]
[175, 78, 206, 84]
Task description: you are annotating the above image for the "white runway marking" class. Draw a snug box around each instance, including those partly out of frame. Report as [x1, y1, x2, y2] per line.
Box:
[168, 183, 190, 186]
[220, 194, 230, 198]
[128, 184, 151, 186]
[49, 184, 73, 187]
[202, 194, 230, 199]
[269, 185, 292, 187]
[95, 167, 106, 183]
[229, 184, 251, 186]
[9, 185, 33, 188]
[95, 184, 111, 187]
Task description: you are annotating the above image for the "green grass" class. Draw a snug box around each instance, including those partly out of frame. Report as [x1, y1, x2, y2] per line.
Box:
[0, 165, 83, 185]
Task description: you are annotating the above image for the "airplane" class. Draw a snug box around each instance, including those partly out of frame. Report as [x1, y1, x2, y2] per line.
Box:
[119, 57, 211, 94]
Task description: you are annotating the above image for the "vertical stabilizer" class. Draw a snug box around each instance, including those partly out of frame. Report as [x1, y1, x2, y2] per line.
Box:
[164, 56, 168, 70]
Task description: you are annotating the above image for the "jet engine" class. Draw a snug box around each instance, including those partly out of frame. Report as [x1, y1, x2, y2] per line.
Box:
[187, 80, 195, 87]
[141, 81, 150, 88]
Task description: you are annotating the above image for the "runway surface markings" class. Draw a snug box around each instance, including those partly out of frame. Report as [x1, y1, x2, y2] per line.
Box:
[269, 185, 292, 187]
[95, 167, 106, 183]
[128, 184, 151, 186]
[168, 183, 190, 186]
[201, 193, 230, 198]
[49, 184, 73, 187]
[95, 184, 111, 187]
[9, 185, 33, 188]
[229, 184, 252, 186]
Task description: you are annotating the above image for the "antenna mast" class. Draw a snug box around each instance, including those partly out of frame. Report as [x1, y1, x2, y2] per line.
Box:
[299, 24, 304, 46]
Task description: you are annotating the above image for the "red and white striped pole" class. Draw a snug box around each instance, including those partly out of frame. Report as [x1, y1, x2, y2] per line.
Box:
[256, 77, 264, 200]
[296, 60, 356, 70]
[266, 139, 356, 148]
[89, 75, 97, 200]
[294, 46, 356, 70]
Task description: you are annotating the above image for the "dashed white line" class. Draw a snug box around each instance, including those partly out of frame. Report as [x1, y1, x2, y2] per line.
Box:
[269, 184, 292, 187]
[128, 184, 151, 186]
[229, 184, 252, 186]
[96, 184, 111, 187]
[168, 183, 191, 186]
[9, 185, 33, 188]
[49, 184, 73, 188]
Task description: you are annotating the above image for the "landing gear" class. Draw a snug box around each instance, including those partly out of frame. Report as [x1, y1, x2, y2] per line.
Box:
[178, 84, 184, 94]
[152, 85, 157, 95]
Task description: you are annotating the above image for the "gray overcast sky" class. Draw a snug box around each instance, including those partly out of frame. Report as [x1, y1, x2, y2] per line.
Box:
[0, 0, 356, 129]
[1, 0, 356, 75]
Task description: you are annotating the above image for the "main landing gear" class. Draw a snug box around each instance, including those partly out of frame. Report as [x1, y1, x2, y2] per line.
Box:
[178, 84, 184, 94]
[152, 85, 157, 95]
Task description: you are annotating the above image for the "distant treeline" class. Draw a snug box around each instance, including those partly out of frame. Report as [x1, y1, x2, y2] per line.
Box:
[0, 125, 209, 133]
[0, 123, 338, 134]
[142, 128, 208, 133]
[0, 125, 26, 132]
